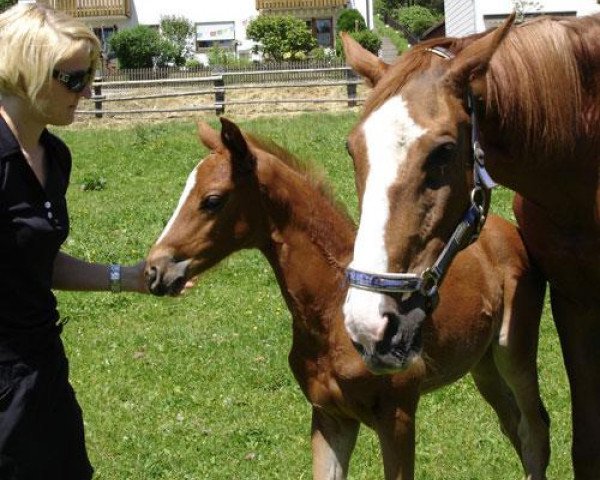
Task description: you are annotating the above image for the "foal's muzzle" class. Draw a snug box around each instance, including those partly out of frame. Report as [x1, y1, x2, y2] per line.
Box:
[145, 256, 190, 296]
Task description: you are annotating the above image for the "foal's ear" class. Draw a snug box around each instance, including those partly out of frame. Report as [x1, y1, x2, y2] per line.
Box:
[341, 32, 390, 87]
[219, 117, 256, 177]
[197, 121, 222, 151]
[443, 12, 515, 97]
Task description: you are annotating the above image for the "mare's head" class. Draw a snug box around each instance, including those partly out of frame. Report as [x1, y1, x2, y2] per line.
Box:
[145, 118, 268, 296]
[341, 17, 514, 373]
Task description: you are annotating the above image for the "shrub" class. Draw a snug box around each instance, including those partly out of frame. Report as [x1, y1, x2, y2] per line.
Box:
[109, 26, 164, 68]
[247, 15, 317, 62]
[336, 30, 381, 57]
[207, 45, 236, 67]
[395, 5, 441, 38]
[336, 9, 367, 33]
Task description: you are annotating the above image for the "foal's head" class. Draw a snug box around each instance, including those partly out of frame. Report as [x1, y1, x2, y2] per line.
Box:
[341, 17, 514, 372]
[145, 118, 267, 296]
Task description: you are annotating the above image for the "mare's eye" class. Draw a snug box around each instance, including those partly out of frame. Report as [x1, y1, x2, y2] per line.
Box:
[427, 142, 456, 167]
[200, 194, 225, 213]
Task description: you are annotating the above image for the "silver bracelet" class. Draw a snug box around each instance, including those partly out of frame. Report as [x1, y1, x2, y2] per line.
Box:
[109, 263, 121, 293]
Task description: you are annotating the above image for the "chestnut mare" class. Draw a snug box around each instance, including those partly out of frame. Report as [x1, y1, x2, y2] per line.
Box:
[145, 118, 549, 479]
[341, 13, 600, 479]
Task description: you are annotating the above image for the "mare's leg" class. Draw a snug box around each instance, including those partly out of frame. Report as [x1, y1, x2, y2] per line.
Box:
[374, 388, 419, 480]
[551, 289, 600, 480]
[490, 266, 550, 480]
[311, 408, 360, 480]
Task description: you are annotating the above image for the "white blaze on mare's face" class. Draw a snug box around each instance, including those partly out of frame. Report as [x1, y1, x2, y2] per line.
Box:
[156, 164, 200, 244]
[343, 95, 427, 347]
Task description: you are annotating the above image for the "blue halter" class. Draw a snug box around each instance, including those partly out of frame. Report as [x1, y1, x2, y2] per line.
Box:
[346, 46, 496, 298]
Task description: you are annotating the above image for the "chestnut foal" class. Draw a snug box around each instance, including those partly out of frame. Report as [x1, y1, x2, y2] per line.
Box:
[145, 118, 549, 479]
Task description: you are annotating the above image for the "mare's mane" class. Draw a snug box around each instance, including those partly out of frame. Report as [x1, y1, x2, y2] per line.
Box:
[366, 14, 600, 159]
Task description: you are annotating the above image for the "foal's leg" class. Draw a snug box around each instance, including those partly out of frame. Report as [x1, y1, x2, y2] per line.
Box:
[491, 267, 549, 480]
[551, 289, 600, 480]
[311, 408, 360, 480]
[374, 388, 419, 480]
[470, 349, 523, 454]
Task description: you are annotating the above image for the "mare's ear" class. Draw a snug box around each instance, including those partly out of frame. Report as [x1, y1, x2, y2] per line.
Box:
[219, 117, 256, 177]
[443, 12, 515, 97]
[197, 121, 222, 151]
[341, 32, 390, 87]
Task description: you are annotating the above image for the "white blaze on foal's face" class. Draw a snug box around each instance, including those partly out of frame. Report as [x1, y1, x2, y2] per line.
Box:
[156, 164, 199, 244]
[343, 95, 427, 348]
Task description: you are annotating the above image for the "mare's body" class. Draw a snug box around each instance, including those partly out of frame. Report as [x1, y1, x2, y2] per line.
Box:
[341, 14, 600, 478]
[145, 119, 549, 479]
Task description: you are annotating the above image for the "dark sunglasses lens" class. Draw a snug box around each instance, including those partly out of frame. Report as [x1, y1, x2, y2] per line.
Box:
[66, 73, 91, 92]
[53, 69, 92, 92]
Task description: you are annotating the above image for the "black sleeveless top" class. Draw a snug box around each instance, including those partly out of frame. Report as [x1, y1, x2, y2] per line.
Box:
[0, 116, 71, 359]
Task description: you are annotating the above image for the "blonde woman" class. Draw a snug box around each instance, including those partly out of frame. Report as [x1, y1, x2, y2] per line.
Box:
[0, 4, 148, 478]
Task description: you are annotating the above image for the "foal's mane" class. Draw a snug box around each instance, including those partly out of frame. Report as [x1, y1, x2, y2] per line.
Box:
[245, 133, 355, 227]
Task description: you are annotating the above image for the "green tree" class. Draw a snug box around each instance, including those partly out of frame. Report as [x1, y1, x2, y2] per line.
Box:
[247, 15, 317, 61]
[109, 26, 165, 68]
[160, 15, 194, 66]
[396, 5, 441, 37]
[336, 9, 367, 33]
[0, 0, 16, 12]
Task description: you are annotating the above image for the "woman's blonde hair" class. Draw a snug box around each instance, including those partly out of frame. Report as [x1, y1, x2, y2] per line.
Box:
[0, 3, 101, 103]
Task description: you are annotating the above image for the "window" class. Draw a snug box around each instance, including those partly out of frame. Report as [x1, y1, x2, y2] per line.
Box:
[314, 18, 333, 48]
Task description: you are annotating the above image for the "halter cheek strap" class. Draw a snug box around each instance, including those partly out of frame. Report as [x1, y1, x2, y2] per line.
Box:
[346, 46, 497, 298]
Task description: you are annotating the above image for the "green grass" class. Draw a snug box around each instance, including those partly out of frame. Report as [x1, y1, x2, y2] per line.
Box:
[54, 112, 571, 479]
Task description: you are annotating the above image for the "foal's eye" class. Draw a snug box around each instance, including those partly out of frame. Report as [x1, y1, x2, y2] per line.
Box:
[200, 194, 225, 213]
[427, 142, 456, 167]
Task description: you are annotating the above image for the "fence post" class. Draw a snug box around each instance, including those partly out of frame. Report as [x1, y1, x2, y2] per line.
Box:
[347, 69, 358, 108]
[93, 77, 103, 118]
[214, 75, 225, 115]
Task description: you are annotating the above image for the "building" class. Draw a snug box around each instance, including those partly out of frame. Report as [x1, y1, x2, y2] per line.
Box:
[445, 0, 600, 36]
[30, 0, 373, 63]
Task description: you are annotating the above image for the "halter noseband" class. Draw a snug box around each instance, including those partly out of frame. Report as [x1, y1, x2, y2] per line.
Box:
[346, 46, 496, 298]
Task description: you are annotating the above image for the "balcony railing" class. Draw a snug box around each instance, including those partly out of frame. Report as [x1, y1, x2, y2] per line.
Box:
[43, 0, 130, 18]
[256, 0, 347, 9]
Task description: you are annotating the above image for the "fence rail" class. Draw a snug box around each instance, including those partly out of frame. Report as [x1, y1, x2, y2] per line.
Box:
[79, 66, 365, 118]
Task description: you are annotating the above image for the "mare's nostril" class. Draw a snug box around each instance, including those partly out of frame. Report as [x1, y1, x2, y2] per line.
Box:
[145, 265, 158, 287]
[351, 341, 366, 355]
[376, 312, 401, 354]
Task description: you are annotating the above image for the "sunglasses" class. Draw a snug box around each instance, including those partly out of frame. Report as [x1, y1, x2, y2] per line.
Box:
[52, 68, 93, 93]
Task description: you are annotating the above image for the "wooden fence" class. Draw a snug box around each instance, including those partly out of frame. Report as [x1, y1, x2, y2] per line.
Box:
[78, 65, 365, 119]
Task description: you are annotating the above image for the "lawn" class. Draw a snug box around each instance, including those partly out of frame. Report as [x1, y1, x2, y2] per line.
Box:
[55, 112, 571, 479]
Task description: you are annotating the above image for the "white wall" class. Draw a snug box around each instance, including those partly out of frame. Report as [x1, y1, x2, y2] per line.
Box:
[350, 0, 375, 29]
[445, 0, 475, 37]
[446, 0, 600, 36]
[127, 0, 259, 52]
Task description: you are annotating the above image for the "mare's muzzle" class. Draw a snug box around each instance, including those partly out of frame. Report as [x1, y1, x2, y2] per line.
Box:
[353, 293, 436, 375]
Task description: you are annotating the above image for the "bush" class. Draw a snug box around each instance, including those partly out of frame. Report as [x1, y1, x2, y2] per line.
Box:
[336, 9, 367, 33]
[395, 5, 441, 38]
[207, 45, 236, 67]
[109, 26, 164, 68]
[247, 15, 317, 61]
[337, 30, 381, 57]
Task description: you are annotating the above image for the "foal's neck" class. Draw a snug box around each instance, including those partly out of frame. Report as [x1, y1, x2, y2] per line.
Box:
[258, 157, 355, 325]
